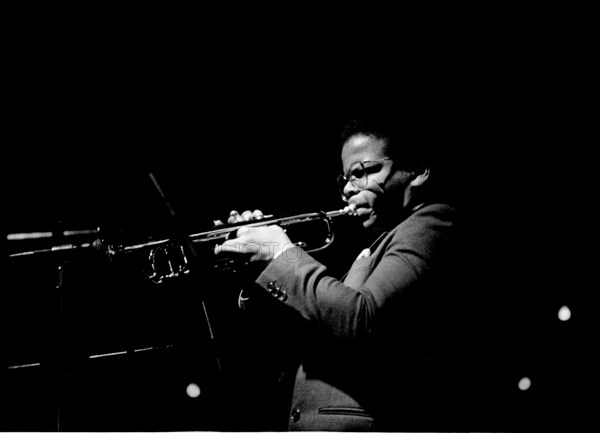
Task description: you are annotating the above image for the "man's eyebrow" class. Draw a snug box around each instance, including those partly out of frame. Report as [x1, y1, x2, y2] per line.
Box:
[342, 160, 360, 172]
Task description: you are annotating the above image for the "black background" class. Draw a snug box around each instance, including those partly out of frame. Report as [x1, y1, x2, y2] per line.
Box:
[3, 7, 596, 431]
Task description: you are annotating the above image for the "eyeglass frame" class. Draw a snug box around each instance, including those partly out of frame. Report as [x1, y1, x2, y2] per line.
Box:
[337, 158, 393, 197]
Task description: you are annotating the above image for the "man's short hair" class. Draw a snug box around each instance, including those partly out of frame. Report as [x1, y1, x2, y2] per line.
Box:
[340, 111, 431, 173]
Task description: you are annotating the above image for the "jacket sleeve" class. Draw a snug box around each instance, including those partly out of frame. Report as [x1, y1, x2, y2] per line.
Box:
[254, 209, 455, 341]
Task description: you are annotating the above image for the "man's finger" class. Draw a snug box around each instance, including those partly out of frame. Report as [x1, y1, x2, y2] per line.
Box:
[215, 239, 241, 255]
[241, 210, 254, 221]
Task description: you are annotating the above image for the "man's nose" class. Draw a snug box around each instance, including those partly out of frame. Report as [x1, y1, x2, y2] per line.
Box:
[342, 182, 358, 201]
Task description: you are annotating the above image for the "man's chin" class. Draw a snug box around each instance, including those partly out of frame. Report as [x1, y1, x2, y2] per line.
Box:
[361, 213, 391, 235]
[361, 214, 377, 230]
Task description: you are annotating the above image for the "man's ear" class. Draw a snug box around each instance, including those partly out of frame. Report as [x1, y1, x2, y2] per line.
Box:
[409, 166, 430, 187]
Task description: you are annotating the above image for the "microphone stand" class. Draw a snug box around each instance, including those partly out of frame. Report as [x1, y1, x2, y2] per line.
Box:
[147, 172, 222, 372]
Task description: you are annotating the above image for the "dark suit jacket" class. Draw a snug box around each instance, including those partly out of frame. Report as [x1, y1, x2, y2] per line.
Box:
[254, 203, 467, 431]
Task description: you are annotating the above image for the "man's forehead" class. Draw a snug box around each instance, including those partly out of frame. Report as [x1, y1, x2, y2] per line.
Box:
[342, 134, 387, 157]
[345, 133, 383, 147]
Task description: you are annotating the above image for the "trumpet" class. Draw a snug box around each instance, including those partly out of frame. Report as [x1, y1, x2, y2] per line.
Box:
[8, 208, 355, 284]
[114, 208, 353, 283]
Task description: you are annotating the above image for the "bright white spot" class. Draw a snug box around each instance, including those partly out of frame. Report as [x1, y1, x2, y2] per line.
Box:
[518, 376, 531, 391]
[186, 383, 201, 398]
[558, 305, 571, 321]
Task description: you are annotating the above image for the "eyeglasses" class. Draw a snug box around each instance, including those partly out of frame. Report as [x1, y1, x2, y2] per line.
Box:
[337, 158, 392, 196]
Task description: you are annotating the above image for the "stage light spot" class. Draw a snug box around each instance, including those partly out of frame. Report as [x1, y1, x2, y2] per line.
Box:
[558, 305, 571, 321]
[518, 376, 531, 391]
[186, 383, 201, 398]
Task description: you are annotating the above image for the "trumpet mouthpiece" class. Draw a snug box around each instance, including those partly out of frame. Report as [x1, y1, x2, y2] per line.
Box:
[326, 205, 356, 218]
[344, 203, 357, 216]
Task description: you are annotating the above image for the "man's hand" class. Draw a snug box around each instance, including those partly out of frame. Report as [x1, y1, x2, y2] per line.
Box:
[213, 209, 293, 264]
